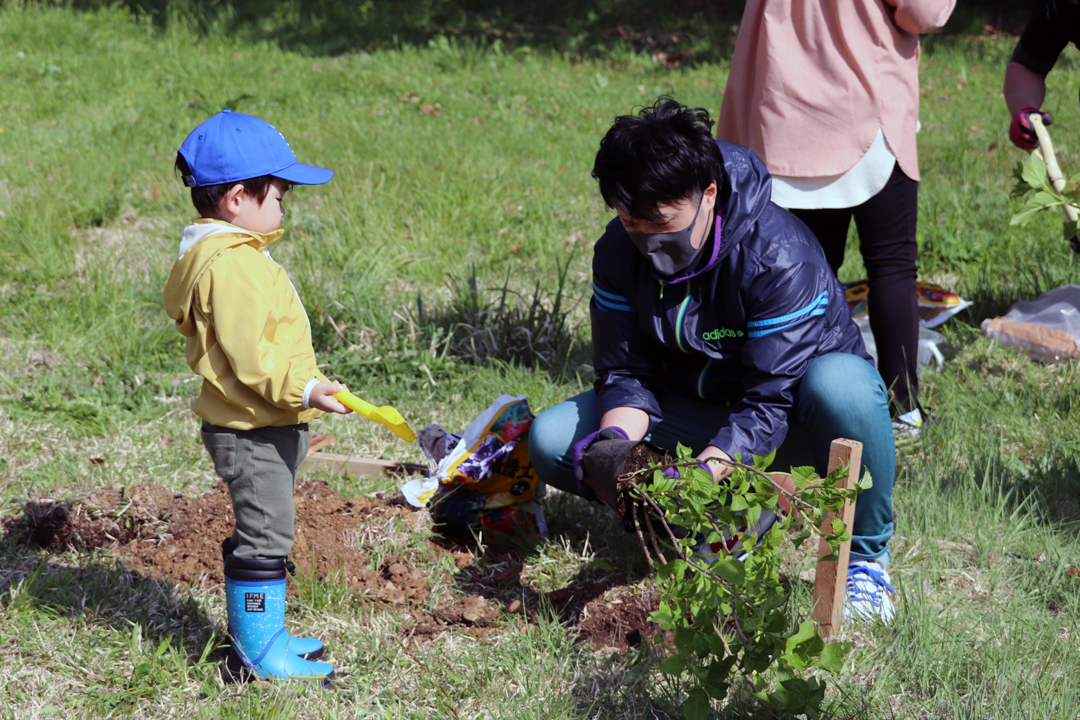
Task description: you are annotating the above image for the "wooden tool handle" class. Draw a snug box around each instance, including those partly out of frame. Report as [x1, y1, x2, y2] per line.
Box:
[1031, 113, 1079, 223]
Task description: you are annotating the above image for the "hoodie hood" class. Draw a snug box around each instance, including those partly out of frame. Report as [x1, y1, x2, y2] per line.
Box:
[164, 220, 283, 337]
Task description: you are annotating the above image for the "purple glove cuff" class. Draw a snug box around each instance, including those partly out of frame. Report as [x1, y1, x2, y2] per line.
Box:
[661, 462, 711, 479]
[572, 426, 630, 477]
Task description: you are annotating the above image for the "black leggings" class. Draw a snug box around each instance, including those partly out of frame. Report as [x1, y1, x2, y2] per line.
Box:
[790, 164, 920, 417]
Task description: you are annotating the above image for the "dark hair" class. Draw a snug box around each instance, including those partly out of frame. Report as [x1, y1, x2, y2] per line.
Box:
[592, 97, 726, 223]
[174, 153, 276, 216]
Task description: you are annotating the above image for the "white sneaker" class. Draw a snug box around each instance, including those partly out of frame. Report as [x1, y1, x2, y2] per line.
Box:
[892, 409, 923, 441]
[843, 560, 896, 624]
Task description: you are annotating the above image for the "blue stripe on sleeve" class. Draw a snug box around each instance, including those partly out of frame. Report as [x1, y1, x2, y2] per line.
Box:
[592, 283, 631, 304]
[592, 294, 635, 313]
[747, 308, 827, 337]
[746, 291, 829, 328]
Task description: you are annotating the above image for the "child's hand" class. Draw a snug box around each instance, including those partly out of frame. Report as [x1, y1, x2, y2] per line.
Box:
[309, 382, 352, 414]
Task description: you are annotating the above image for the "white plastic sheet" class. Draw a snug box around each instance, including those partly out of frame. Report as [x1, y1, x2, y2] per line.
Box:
[981, 284, 1080, 362]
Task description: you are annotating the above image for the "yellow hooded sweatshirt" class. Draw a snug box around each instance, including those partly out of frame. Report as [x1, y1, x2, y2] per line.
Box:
[163, 219, 328, 430]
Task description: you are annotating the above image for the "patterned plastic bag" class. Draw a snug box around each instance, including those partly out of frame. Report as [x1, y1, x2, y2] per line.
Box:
[402, 395, 547, 544]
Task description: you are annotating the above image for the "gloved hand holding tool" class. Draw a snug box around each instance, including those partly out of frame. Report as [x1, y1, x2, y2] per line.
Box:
[1010, 107, 1054, 152]
[333, 390, 418, 442]
[1026, 112, 1080, 254]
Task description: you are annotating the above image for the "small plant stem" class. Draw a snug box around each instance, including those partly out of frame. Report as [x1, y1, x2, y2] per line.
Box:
[712, 619, 775, 714]
[626, 457, 836, 535]
[705, 514, 735, 558]
[626, 480, 752, 609]
[641, 506, 670, 565]
[629, 504, 656, 573]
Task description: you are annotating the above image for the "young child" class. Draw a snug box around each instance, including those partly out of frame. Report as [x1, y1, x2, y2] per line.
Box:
[164, 110, 350, 685]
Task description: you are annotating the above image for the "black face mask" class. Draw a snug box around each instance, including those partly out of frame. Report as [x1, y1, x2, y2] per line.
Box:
[626, 194, 709, 278]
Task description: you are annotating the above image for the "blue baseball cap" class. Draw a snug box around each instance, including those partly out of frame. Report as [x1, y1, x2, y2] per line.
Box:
[178, 110, 333, 188]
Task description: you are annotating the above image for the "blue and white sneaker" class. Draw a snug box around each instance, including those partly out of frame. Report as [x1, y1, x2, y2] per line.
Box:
[843, 560, 896, 624]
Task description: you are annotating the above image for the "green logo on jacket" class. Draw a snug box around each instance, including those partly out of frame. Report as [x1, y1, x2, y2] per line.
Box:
[702, 328, 743, 340]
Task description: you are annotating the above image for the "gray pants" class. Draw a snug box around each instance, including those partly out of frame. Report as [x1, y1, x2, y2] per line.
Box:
[201, 422, 310, 559]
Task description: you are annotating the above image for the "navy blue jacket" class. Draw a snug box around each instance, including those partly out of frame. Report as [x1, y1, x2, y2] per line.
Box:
[590, 140, 870, 460]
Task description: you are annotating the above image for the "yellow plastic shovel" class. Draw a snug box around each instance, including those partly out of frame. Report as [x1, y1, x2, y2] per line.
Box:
[333, 390, 418, 442]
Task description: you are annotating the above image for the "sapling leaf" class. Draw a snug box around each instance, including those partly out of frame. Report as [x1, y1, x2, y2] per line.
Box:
[1012, 191, 1063, 226]
[650, 601, 674, 627]
[818, 641, 850, 673]
[746, 505, 761, 531]
[683, 689, 709, 720]
[657, 655, 686, 675]
[1022, 151, 1050, 191]
[753, 449, 776, 472]
[791, 465, 815, 490]
[857, 470, 873, 491]
[712, 557, 746, 587]
[784, 620, 816, 651]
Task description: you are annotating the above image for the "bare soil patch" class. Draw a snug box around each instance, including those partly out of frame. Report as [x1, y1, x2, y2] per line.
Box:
[2, 480, 657, 651]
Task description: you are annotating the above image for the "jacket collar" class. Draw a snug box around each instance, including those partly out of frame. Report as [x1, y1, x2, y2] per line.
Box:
[191, 218, 284, 250]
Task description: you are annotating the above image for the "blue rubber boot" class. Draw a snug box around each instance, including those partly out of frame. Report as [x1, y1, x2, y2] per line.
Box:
[223, 555, 335, 687]
[221, 539, 325, 661]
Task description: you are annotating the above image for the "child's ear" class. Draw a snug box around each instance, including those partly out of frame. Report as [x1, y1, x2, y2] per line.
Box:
[223, 183, 246, 212]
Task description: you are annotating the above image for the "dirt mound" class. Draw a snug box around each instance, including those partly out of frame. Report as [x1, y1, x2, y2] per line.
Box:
[3, 481, 657, 652]
[448, 546, 659, 652]
[579, 587, 658, 652]
[3, 480, 415, 593]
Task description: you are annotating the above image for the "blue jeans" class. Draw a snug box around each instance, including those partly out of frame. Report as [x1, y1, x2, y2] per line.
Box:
[528, 353, 895, 561]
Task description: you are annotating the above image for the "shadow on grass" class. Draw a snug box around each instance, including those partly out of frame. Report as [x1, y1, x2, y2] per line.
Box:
[57, 0, 746, 61]
[916, 421, 1080, 550]
[961, 259, 1080, 324]
[51, 0, 1033, 62]
[0, 542, 222, 667]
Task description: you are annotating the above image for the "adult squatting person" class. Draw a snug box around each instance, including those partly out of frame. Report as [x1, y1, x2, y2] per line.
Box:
[1004, 0, 1079, 151]
[164, 111, 351, 685]
[717, 0, 956, 436]
[528, 99, 900, 622]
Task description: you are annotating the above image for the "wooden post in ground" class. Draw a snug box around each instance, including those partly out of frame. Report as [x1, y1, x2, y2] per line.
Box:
[811, 438, 862, 639]
[302, 451, 426, 479]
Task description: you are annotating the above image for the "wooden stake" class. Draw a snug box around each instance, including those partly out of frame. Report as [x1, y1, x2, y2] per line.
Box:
[811, 438, 862, 639]
[302, 452, 426, 479]
[305, 434, 337, 458]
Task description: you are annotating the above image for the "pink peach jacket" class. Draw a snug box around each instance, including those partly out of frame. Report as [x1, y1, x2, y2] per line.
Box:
[716, 0, 956, 183]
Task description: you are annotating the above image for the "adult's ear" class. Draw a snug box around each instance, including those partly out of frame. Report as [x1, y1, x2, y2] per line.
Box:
[702, 179, 719, 213]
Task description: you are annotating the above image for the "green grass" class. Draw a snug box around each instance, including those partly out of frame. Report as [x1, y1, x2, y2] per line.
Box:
[3, 2, 1080, 718]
